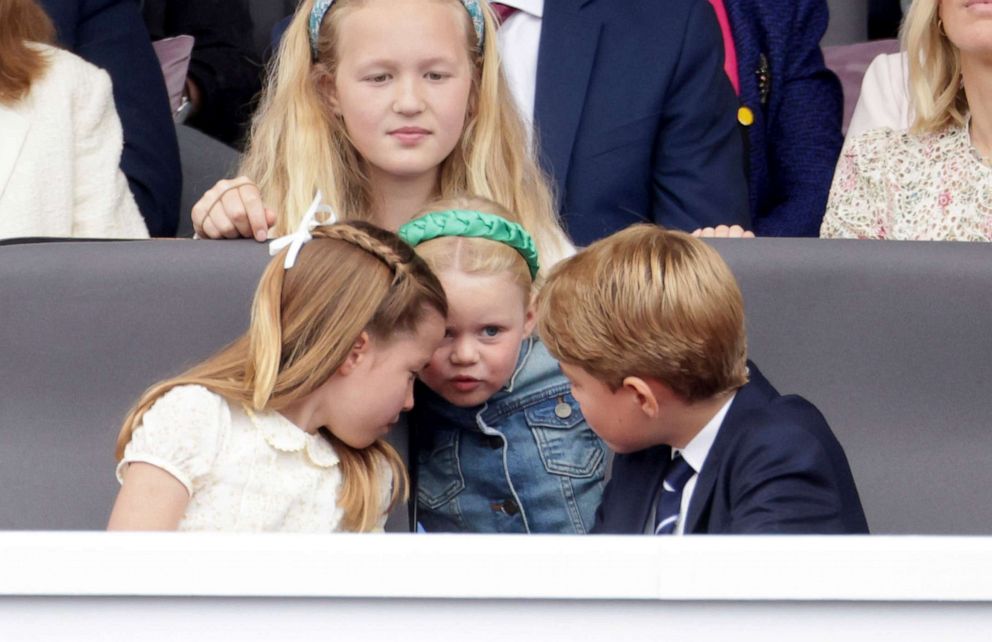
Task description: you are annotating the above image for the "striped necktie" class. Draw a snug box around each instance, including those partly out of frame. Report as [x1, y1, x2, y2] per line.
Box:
[654, 454, 695, 535]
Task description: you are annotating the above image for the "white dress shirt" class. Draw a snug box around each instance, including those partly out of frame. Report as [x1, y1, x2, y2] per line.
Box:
[494, 0, 543, 129]
[645, 394, 736, 535]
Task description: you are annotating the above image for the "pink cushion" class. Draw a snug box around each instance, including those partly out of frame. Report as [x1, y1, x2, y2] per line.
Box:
[823, 39, 900, 133]
[152, 35, 195, 115]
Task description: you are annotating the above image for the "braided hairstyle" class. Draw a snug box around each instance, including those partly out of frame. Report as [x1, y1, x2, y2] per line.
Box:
[117, 221, 447, 531]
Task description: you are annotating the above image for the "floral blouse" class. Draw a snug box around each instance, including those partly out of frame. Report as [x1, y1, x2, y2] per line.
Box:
[822, 124, 992, 240]
[117, 385, 391, 532]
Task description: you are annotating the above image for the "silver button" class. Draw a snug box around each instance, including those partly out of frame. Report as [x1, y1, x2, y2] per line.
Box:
[554, 402, 572, 419]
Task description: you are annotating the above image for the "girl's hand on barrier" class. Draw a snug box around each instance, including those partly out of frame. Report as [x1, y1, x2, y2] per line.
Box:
[192, 177, 277, 241]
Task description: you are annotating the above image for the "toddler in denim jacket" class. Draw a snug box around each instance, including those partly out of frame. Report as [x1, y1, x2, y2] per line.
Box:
[400, 198, 606, 533]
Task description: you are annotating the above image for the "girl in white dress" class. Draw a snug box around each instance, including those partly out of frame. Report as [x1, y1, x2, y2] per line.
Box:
[108, 220, 446, 532]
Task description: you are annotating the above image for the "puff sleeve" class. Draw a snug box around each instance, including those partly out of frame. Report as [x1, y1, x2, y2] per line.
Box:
[116, 385, 229, 495]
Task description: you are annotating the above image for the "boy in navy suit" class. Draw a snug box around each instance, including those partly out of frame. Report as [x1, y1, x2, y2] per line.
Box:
[536, 226, 868, 535]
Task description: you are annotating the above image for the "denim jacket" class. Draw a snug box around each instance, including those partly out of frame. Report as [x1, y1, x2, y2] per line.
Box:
[411, 336, 606, 533]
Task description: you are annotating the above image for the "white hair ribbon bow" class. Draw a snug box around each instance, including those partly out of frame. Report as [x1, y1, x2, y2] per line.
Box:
[268, 191, 337, 269]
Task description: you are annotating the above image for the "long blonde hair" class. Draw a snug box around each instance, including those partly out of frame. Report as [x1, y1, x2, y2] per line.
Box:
[0, 0, 55, 105]
[117, 222, 447, 532]
[239, 0, 568, 263]
[903, 0, 968, 133]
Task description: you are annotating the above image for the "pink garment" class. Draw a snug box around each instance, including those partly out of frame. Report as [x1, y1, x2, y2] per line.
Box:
[490, 2, 519, 26]
[708, 0, 739, 96]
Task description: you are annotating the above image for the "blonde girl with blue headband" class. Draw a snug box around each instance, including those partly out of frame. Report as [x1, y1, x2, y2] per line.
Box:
[109, 222, 447, 532]
[399, 197, 605, 533]
[191, 0, 573, 266]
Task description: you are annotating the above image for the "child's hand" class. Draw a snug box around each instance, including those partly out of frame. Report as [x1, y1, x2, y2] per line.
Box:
[192, 177, 277, 242]
[691, 225, 755, 238]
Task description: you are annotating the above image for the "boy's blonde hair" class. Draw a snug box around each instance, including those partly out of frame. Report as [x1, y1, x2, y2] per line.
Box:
[240, 0, 568, 264]
[117, 222, 447, 532]
[536, 225, 748, 402]
[903, 0, 968, 134]
[411, 196, 532, 304]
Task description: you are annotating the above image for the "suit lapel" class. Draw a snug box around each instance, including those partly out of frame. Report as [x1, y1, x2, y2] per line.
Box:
[683, 414, 734, 533]
[0, 107, 29, 203]
[722, 0, 767, 111]
[533, 0, 601, 201]
[684, 363, 773, 532]
[616, 444, 671, 533]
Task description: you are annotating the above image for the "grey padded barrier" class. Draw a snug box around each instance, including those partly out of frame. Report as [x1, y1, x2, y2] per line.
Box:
[0, 239, 409, 531]
[710, 238, 992, 534]
[1, 238, 991, 534]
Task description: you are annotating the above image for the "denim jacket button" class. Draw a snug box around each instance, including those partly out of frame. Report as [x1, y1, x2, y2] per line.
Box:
[554, 402, 573, 419]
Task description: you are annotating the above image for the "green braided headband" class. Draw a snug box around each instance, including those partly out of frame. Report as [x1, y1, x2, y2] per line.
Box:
[398, 210, 540, 280]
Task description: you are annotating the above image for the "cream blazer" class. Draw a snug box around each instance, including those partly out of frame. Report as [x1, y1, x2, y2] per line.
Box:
[0, 45, 149, 239]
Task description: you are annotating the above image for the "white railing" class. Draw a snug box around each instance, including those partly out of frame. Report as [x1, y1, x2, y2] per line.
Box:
[2, 532, 991, 641]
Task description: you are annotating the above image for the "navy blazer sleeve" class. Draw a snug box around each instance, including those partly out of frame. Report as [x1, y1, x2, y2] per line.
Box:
[43, 0, 181, 237]
[749, 0, 843, 237]
[652, 0, 750, 232]
[721, 403, 868, 534]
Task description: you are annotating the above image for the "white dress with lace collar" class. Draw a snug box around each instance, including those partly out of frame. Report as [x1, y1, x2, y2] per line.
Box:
[117, 385, 390, 532]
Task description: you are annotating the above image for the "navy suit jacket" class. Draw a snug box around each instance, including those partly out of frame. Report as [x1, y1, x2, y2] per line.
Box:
[532, 0, 750, 246]
[727, 0, 843, 237]
[593, 363, 869, 534]
[42, 0, 181, 237]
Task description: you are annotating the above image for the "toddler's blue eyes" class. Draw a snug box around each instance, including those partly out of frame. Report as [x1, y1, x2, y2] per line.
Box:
[482, 326, 501, 337]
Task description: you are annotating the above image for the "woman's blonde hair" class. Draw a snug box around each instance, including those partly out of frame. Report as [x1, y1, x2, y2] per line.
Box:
[903, 0, 968, 133]
[239, 0, 568, 263]
[412, 196, 533, 304]
[0, 0, 56, 105]
[117, 222, 447, 532]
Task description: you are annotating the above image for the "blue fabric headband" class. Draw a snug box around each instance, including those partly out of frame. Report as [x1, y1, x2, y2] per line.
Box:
[309, 0, 485, 60]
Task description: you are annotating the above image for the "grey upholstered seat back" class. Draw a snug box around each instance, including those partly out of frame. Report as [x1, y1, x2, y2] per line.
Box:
[1, 238, 990, 534]
[824, 0, 869, 46]
[711, 238, 992, 534]
[176, 125, 240, 238]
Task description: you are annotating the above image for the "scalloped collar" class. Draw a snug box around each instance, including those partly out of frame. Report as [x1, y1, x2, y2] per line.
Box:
[243, 406, 340, 468]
